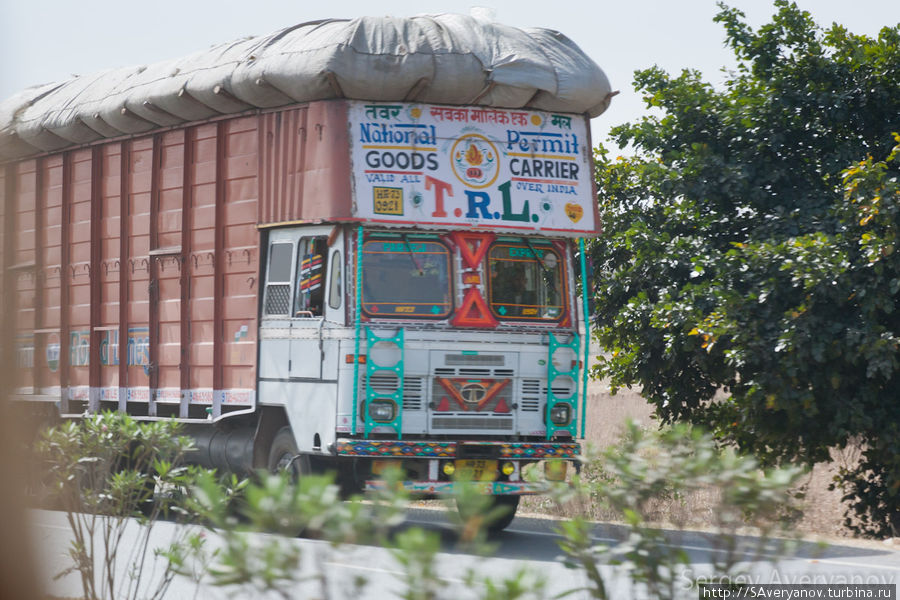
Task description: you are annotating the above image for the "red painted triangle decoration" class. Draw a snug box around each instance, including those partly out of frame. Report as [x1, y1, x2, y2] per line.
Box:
[451, 288, 499, 328]
[451, 231, 494, 269]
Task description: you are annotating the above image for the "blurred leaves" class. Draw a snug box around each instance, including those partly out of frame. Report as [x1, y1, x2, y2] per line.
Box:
[546, 421, 804, 599]
[37, 411, 200, 600]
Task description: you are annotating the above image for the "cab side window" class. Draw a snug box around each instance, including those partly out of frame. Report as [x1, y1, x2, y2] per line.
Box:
[328, 251, 342, 310]
[263, 242, 294, 316]
[294, 236, 327, 317]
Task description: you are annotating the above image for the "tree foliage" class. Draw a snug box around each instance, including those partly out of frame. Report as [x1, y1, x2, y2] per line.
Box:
[591, 0, 900, 537]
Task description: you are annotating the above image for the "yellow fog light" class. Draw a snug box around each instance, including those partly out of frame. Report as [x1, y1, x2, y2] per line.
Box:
[544, 460, 568, 482]
[442, 461, 456, 476]
[501, 462, 515, 476]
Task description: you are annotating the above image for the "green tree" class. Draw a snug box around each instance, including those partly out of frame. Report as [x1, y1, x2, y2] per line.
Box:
[591, 0, 900, 537]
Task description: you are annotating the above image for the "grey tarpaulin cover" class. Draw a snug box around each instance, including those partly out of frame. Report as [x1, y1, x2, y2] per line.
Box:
[0, 14, 612, 162]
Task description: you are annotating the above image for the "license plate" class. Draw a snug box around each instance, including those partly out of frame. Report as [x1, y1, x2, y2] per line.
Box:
[455, 459, 498, 482]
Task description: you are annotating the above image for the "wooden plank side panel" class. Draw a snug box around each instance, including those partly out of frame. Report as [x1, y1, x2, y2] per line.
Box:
[98, 144, 122, 405]
[221, 117, 259, 406]
[12, 112, 267, 419]
[40, 157, 64, 398]
[65, 149, 95, 411]
[154, 131, 185, 408]
[186, 123, 218, 412]
[13, 162, 37, 394]
[125, 138, 152, 406]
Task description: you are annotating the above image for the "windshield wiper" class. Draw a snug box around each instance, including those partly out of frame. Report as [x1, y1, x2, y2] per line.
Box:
[403, 233, 424, 276]
[524, 237, 550, 272]
[523, 237, 558, 294]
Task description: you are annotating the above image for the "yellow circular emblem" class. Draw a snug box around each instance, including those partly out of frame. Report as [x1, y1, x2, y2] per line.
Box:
[449, 134, 500, 189]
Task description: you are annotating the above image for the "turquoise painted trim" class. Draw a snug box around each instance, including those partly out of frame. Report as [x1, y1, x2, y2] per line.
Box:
[351, 225, 364, 435]
[364, 326, 404, 438]
[547, 332, 580, 439]
[579, 238, 590, 439]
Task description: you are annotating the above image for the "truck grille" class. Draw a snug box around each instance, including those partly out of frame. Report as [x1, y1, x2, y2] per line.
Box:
[361, 372, 424, 411]
[520, 379, 541, 412]
[432, 417, 513, 430]
[431, 376, 513, 413]
[444, 354, 505, 366]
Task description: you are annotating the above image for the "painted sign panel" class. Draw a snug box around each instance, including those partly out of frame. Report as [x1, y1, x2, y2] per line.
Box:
[65, 327, 151, 373]
[348, 102, 597, 236]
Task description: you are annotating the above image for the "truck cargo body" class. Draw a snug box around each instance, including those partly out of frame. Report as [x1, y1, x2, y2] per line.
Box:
[3, 99, 598, 499]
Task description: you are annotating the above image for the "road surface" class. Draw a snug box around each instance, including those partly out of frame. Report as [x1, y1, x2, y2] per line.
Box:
[28, 507, 900, 599]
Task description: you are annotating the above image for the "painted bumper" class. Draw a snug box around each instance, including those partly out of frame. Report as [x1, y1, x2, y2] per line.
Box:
[335, 439, 580, 459]
[364, 479, 555, 496]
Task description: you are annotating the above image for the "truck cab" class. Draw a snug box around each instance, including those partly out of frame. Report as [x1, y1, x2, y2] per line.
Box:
[258, 224, 585, 502]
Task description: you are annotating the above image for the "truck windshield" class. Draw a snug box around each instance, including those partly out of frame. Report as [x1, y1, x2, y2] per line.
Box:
[362, 238, 453, 318]
[487, 241, 566, 321]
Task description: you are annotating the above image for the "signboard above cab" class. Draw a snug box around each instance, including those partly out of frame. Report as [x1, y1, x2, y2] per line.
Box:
[348, 101, 599, 237]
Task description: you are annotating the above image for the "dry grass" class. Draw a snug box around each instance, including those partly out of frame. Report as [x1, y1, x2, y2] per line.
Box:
[522, 378, 857, 539]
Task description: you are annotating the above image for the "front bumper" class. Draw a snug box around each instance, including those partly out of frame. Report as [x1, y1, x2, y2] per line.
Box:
[335, 439, 580, 460]
[336, 438, 580, 496]
[364, 479, 554, 495]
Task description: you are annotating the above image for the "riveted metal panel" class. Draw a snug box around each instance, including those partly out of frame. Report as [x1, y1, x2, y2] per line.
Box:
[258, 101, 352, 226]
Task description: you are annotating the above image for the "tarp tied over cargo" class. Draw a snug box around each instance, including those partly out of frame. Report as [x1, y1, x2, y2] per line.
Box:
[0, 14, 612, 162]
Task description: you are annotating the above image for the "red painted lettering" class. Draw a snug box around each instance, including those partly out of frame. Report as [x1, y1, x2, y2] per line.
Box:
[426, 175, 452, 218]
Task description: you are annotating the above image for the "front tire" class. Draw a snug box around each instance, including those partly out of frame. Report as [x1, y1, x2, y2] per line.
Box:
[487, 495, 520, 533]
[267, 426, 311, 480]
[265, 427, 312, 537]
[457, 494, 520, 534]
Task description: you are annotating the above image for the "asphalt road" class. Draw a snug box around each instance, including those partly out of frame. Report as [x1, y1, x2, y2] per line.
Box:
[29, 506, 900, 599]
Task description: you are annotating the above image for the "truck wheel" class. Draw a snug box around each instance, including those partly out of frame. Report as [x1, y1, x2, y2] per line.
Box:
[267, 427, 310, 481]
[457, 494, 520, 534]
[487, 495, 520, 533]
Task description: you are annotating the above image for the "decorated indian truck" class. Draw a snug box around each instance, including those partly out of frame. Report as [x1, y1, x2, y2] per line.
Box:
[1, 14, 612, 529]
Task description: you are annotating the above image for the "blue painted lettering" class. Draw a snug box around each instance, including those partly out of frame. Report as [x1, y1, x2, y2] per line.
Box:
[464, 191, 493, 219]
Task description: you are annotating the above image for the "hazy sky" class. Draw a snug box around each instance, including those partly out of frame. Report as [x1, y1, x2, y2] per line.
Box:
[1, 1, 898, 151]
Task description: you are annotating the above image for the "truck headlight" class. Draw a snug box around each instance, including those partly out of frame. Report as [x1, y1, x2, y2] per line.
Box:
[549, 403, 571, 425]
[369, 400, 396, 422]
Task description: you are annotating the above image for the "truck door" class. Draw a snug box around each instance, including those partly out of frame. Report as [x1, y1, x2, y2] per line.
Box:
[289, 235, 327, 380]
[261, 226, 342, 384]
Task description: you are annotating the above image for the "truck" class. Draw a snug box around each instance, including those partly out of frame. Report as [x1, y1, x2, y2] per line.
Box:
[1, 14, 612, 530]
